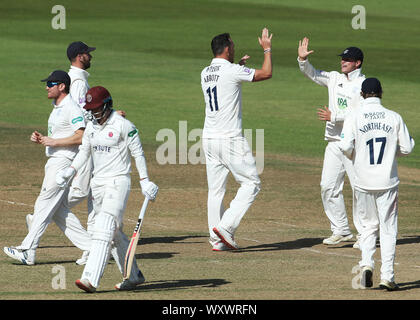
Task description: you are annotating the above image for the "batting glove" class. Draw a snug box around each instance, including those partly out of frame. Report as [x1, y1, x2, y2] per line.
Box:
[140, 178, 159, 201]
[56, 167, 76, 189]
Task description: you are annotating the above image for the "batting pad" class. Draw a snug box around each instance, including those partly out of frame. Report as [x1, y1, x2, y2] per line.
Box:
[82, 213, 116, 288]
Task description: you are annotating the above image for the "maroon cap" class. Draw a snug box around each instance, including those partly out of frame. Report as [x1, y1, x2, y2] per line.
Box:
[84, 86, 112, 110]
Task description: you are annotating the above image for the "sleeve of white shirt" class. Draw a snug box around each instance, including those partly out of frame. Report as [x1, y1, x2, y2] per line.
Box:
[70, 79, 88, 108]
[297, 57, 330, 87]
[125, 120, 149, 179]
[396, 114, 415, 157]
[71, 126, 91, 171]
[69, 104, 86, 131]
[233, 64, 255, 82]
[338, 112, 356, 159]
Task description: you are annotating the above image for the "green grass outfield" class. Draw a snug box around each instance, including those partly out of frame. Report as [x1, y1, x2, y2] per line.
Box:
[1, 0, 420, 307]
[0, 0, 419, 164]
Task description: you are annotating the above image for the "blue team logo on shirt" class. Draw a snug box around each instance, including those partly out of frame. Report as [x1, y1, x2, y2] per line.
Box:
[244, 67, 251, 74]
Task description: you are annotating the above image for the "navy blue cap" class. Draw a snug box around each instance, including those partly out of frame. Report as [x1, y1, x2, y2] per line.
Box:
[67, 41, 96, 60]
[339, 47, 364, 62]
[41, 70, 71, 87]
[362, 78, 382, 94]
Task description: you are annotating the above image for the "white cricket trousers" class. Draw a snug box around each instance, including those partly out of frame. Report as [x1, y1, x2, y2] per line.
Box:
[81, 175, 142, 288]
[68, 156, 95, 236]
[203, 137, 260, 243]
[321, 140, 361, 236]
[20, 156, 91, 251]
[355, 187, 398, 282]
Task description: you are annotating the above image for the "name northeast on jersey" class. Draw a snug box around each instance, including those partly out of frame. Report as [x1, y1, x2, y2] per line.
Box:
[359, 122, 393, 134]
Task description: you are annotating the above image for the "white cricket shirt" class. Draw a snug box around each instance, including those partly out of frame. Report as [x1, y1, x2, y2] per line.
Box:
[68, 66, 90, 109]
[339, 97, 415, 191]
[298, 58, 365, 141]
[46, 94, 86, 159]
[201, 58, 255, 139]
[71, 111, 148, 180]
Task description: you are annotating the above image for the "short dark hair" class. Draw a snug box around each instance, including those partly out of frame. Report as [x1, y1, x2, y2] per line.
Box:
[63, 83, 70, 94]
[211, 33, 231, 56]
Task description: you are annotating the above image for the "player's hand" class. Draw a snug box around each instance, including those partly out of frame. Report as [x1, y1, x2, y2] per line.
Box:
[317, 106, 331, 121]
[116, 110, 126, 118]
[238, 55, 250, 66]
[30, 131, 43, 144]
[39, 136, 57, 147]
[258, 28, 272, 51]
[140, 178, 159, 201]
[298, 37, 314, 61]
[56, 167, 76, 189]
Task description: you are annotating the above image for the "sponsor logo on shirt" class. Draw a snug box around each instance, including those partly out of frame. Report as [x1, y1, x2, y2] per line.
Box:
[244, 67, 251, 74]
[72, 116, 83, 124]
[337, 98, 348, 110]
[128, 129, 138, 137]
[93, 145, 111, 152]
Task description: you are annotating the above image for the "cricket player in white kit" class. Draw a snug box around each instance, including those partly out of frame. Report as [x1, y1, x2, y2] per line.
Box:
[26, 42, 127, 265]
[339, 78, 415, 291]
[3, 71, 91, 265]
[201, 29, 272, 250]
[56, 86, 158, 292]
[298, 38, 366, 246]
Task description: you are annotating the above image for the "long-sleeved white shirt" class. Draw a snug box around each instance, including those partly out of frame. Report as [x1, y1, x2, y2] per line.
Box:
[71, 111, 148, 180]
[68, 65, 90, 109]
[298, 58, 366, 141]
[339, 97, 415, 191]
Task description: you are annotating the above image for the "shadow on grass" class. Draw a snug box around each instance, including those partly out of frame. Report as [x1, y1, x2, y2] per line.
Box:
[237, 237, 323, 252]
[138, 235, 207, 245]
[99, 278, 230, 293]
[332, 235, 420, 249]
[395, 280, 420, 291]
[135, 252, 178, 260]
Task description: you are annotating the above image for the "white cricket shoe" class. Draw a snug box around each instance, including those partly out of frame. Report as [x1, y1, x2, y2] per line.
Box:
[361, 266, 373, 289]
[76, 251, 89, 265]
[353, 234, 361, 249]
[322, 233, 353, 245]
[353, 240, 360, 249]
[26, 214, 33, 231]
[115, 270, 146, 291]
[3, 247, 35, 265]
[212, 241, 231, 252]
[213, 226, 239, 250]
[75, 278, 96, 293]
[379, 279, 399, 291]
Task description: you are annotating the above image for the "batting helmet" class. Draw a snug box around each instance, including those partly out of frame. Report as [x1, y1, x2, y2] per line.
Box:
[84, 86, 113, 110]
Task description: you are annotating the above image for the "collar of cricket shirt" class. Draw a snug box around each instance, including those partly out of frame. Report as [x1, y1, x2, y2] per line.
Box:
[346, 68, 362, 81]
[363, 97, 381, 105]
[53, 94, 71, 109]
[211, 58, 231, 65]
[70, 65, 90, 80]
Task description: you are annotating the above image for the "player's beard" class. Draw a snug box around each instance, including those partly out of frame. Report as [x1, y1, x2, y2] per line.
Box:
[81, 56, 91, 70]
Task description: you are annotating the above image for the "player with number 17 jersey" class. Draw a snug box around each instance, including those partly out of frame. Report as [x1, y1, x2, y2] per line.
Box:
[201, 59, 255, 139]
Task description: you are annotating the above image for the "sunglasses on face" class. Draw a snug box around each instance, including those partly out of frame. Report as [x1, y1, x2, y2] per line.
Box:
[46, 81, 61, 88]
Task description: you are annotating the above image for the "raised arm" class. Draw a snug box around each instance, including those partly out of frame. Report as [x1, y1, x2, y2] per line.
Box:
[297, 37, 330, 87]
[253, 28, 273, 82]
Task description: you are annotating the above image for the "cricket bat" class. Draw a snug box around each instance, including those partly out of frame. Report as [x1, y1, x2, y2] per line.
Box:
[123, 197, 149, 280]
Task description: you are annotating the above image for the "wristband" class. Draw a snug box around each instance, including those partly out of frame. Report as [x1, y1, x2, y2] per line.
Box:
[264, 48, 271, 53]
